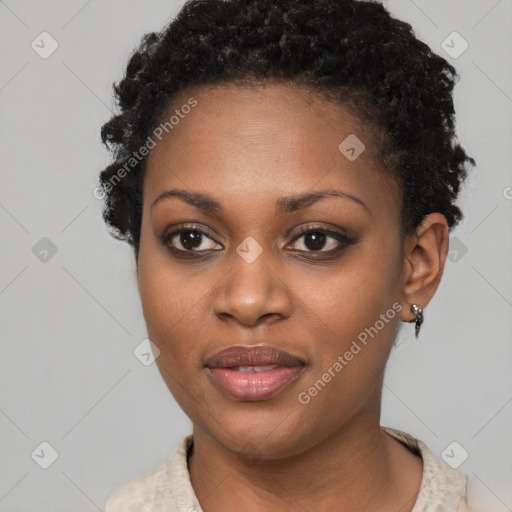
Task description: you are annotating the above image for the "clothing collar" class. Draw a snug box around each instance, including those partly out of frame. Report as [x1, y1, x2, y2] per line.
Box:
[164, 427, 468, 511]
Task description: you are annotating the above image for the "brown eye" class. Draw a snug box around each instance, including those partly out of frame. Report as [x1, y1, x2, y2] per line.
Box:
[176, 230, 204, 250]
[300, 231, 329, 251]
[288, 227, 353, 253]
[162, 225, 222, 254]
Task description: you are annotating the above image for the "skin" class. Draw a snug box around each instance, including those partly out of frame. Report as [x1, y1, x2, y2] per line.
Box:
[136, 81, 449, 512]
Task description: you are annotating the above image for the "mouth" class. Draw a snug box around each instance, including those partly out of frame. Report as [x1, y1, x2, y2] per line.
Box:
[205, 345, 305, 401]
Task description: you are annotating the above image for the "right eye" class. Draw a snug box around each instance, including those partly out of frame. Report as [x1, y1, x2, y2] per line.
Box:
[161, 224, 223, 256]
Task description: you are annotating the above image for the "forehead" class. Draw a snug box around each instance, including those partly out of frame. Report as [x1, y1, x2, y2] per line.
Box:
[143, 82, 399, 219]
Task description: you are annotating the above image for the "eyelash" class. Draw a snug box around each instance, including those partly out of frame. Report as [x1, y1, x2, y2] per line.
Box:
[160, 223, 356, 260]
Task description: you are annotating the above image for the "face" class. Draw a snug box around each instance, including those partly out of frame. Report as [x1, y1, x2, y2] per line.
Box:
[137, 82, 406, 459]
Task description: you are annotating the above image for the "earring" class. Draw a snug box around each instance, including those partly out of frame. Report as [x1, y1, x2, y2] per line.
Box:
[409, 304, 423, 338]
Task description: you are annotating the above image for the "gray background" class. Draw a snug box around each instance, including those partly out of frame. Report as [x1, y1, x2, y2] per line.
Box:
[0, 0, 511, 510]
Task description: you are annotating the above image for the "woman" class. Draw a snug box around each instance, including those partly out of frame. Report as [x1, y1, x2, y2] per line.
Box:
[99, 0, 477, 510]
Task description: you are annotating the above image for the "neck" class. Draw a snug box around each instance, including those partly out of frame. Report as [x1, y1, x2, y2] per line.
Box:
[188, 412, 422, 512]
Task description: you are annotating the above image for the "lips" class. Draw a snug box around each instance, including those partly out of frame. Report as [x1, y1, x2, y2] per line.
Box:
[205, 345, 305, 401]
[205, 345, 305, 368]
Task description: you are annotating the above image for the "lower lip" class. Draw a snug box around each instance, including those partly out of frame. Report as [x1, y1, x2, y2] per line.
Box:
[207, 366, 303, 401]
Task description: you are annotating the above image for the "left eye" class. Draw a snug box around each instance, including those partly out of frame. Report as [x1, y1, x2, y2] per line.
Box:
[287, 228, 350, 252]
[165, 228, 221, 252]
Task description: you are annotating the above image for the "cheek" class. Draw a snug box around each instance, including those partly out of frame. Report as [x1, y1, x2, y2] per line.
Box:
[137, 247, 211, 408]
[137, 232, 202, 361]
[310, 236, 401, 319]
[293, 268, 401, 431]
[301, 232, 403, 371]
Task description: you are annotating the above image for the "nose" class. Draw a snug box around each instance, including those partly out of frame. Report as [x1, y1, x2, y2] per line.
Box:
[212, 248, 293, 327]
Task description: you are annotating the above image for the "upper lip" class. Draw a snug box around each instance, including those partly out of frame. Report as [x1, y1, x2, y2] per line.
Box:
[205, 345, 305, 368]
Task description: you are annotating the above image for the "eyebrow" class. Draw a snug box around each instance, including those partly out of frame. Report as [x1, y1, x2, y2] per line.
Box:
[151, 188, 370, 215]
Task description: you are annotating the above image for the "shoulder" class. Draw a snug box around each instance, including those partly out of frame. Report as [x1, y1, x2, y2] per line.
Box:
[382, 427, 490, 512]
[104, 462, 168, 512]
[382, 426, 471, 511]
[104, 434, 197, 512]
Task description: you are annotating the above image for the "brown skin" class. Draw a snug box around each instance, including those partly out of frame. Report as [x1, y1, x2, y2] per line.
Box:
[137, 82, 449, 511]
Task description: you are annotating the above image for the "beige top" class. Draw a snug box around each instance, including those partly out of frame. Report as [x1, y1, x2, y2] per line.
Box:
[104, 426, 474, 511]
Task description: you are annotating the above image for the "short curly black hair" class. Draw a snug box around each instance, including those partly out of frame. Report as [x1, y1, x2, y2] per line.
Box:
[99, 0, 475, 259]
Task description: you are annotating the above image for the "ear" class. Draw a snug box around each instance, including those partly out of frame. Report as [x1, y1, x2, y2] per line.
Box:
[399, 213, 449, 323]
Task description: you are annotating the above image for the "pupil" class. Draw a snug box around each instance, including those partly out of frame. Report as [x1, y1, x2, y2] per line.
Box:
[181, 231, 202, 250]
[305, 232, 325, 251]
